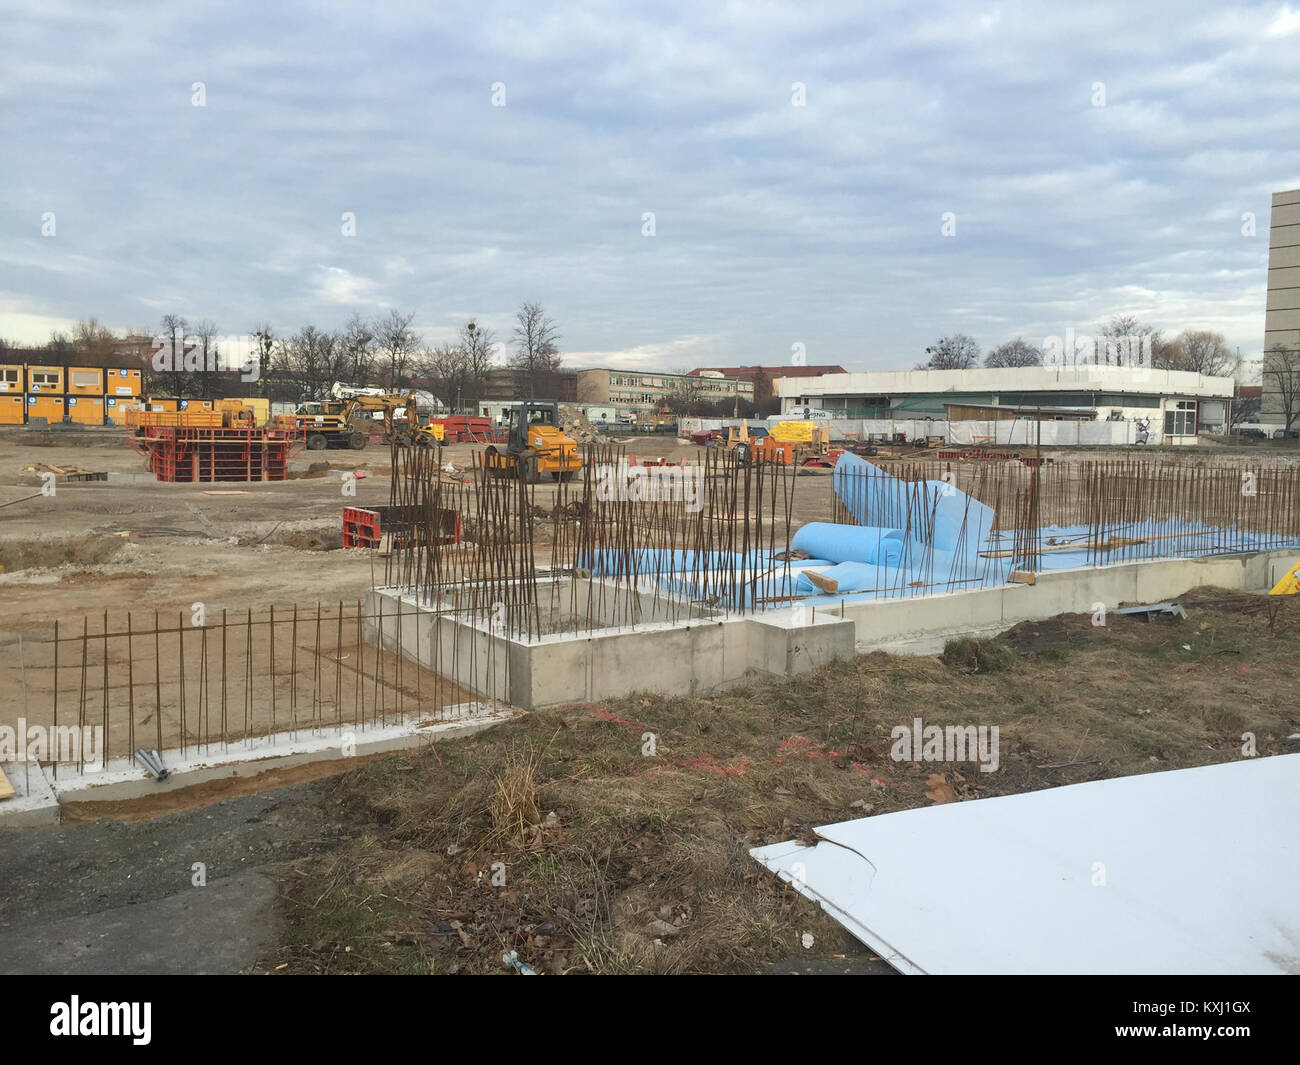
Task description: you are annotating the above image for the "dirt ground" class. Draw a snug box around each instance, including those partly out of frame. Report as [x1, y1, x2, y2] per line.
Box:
[2, 424, 1298, 974]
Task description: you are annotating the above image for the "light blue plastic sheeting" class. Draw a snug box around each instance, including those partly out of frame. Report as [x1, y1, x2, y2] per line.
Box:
[830, 452, 995, 571]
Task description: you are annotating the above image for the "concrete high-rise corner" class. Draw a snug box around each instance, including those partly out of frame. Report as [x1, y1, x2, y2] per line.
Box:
[1261, 187, 1300, 430]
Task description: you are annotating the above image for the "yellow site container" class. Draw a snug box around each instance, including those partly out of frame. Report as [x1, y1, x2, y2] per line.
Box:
[0, 394, 25, 425]
[143, 397, 180, 412]
[222, 397, 269, 426]
[179, 399, 215, 412]
[27, 365, 64, 395]
[0, 363, 23, 395]
[105, 367, 143, 397]
[27, 394, 65, 423]
[66, 395, 104, 426]
[66, 366, 104, 396]
[104, 397, 141, 425]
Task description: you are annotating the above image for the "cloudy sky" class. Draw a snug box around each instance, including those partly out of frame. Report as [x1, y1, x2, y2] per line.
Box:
[1, 1, 1298, 374]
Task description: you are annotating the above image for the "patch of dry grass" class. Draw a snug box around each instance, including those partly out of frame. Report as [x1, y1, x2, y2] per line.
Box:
[265, 587, 1300, 975]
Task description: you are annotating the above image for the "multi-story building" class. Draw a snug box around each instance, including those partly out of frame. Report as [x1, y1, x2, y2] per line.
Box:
[577, 368, 753, 419]
[1261, 187, 1300, 429]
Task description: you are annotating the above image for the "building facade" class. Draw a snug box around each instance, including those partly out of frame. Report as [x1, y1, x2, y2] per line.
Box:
[1261, 187, 1300, 429]
[577, 368, 753, 419]
[775, 365, 1235, 444]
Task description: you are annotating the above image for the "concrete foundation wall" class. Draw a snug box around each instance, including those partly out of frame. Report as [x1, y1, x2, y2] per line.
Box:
[370, 548, 1296, 707]
[836, 549, 1295, 653]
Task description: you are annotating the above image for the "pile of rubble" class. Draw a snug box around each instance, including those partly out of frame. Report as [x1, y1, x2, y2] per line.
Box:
[557, 403, 608, 444]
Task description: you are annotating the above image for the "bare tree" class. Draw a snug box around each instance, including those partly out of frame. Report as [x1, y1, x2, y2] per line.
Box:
[1232, 382, 1261, 425]
[663, 369, 706, 416]
[152, 313, 190, 395]
[457, 320, 496, 409]
[510, 302, 562, 398]
[1098, 314, 1164, 367]
[339, 311, 377, 384]
[1264, 343, 1300, 432]
[418, 343, 473, 413]
[71, 317, 118, 362]
[250, 324, 278, 397]
[984, 337, 1043, 368]
[751, 367, 779, 415]
[373, 310, 419, 389]
[919, 335, 980, 370]
[1165, 330, 1238, 377]
[275, 325, 346, 402]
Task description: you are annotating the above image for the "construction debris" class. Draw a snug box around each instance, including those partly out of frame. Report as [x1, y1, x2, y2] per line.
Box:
[557, 404, 608, 444]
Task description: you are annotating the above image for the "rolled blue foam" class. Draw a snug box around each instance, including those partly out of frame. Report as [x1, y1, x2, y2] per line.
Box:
[792, 522, 906, 566]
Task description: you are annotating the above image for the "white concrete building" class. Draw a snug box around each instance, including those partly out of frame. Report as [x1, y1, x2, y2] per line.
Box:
[775, 365, 1235, 445]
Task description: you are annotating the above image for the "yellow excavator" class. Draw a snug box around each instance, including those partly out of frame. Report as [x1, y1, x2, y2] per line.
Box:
[276, 391, 441, 451]
[483, 400, 582, 483]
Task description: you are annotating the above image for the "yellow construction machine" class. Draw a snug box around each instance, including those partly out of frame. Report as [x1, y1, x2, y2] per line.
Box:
[483, 400, 582, 483]
[276, 391, 437, 451]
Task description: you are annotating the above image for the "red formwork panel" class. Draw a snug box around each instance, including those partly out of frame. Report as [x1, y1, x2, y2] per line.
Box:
[129, 426, 300, 482]
[342, 505, 462, 549]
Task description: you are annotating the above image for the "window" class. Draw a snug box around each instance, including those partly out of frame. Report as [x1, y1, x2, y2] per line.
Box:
[1, 369, 17, 384]
[71, 370, 100, 389]
[1163, 400, 1197, 436]
[31, 371, 59, 387]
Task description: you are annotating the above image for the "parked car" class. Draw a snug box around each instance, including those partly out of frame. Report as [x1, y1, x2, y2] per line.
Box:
[1236, 427, 1267, 439]
[1272, 428, 1300, 440]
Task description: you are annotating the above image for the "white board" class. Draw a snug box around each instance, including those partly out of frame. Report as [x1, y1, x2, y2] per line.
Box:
[752, 754, 1300, 975]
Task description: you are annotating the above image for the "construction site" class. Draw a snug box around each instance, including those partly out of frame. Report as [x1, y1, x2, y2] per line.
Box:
[2, 404, 1298, 976]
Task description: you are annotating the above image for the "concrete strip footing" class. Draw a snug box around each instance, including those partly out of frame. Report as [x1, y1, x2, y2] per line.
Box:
[0, 760, 60, 828]
[2, 703, 517, 822]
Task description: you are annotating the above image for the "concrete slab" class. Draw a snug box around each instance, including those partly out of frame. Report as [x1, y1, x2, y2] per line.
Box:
[0, 760, 60, 828]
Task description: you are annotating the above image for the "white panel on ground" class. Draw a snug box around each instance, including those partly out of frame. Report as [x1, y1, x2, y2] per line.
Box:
[751, 754, 1300, 975]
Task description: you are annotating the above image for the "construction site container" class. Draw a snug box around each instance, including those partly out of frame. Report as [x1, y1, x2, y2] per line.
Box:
[0, 364, 23, 395]
[143, 397, 180, 412]
[221, 397, 269, 426]
[180, 398, 216, 411]
[105, 367, 143, 397]
[66, 395, 105, 426]
[66, 366, 105, 396]
[26, 365, 63, 394]
[0, 394, 24, 425]
[26, 394, 65, 423]
[104, 397, 141, 425]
